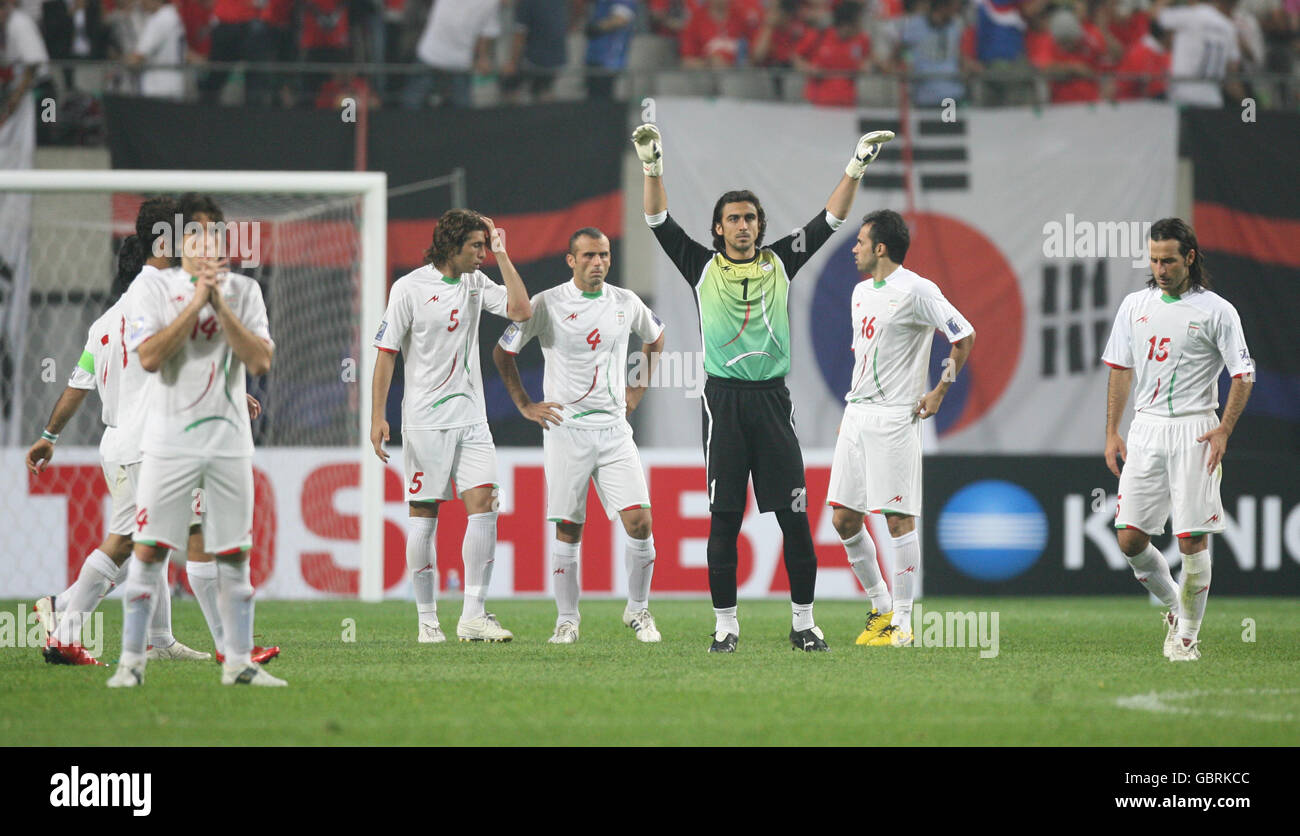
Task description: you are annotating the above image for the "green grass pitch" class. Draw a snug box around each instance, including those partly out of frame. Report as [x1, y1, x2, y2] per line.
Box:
[2, 597, 1297, 746]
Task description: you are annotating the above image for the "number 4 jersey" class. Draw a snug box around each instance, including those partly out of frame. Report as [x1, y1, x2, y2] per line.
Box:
[1102, 285, 1254, 418]
[375, 265, 510, 431]
[497, 281, 665, 430]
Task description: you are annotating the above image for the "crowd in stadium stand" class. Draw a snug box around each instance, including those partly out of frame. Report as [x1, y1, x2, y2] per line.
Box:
[2, 0, 1298, 113]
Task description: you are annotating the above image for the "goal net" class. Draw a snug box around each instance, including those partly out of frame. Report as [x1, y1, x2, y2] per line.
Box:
[0, 170, 389, 601]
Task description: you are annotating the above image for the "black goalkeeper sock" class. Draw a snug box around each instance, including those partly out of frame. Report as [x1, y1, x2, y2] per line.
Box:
[776, 509, 817, 606]
[706, 511, 743, 610]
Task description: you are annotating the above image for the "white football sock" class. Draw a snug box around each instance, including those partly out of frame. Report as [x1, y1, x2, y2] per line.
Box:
[120, 559, 165, 666]
[842, 528, 893, 613]
[217, 559, 255, 669]
[624, 535, 655, 612]
[714, 606, 739, 636]
[186, 559, 224, 656]
[406, 516, 439, 623]
[148, 556, 175, 648]
[792, 602, 814, 632]
[1177, 549, 1212, 642]
[54, 583, 75, 613]
[462, 511, 497, 621]
[552, 539, 581, 627]
[891, 529, 920, 632]
[1126, 542, 1180, 611]
[54, 549, 119, 645]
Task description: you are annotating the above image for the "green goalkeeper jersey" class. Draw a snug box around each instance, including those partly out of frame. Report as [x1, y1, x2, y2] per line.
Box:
[650, 211, 840, 380]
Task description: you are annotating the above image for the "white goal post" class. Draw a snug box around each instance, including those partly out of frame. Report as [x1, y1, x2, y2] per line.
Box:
[0, 169, 389, 601]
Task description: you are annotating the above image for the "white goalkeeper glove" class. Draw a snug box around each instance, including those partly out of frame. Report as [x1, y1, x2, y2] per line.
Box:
[845, 130, 895, 180]
[632, 123, 663, 177]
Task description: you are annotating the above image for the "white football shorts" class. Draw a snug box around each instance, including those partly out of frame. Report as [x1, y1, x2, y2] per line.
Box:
[101, 460, 141, 537]
[134, 453, 254, 554]
[826, 404, 923, 516]
[1115, 412, 1225, 537]
[402, 423, 498, 504]
[544, 423, 650, 524]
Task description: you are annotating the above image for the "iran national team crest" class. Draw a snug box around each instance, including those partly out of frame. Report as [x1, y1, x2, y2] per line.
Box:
[1187, 322, 1201, 338]
[616, 310, 625, 325]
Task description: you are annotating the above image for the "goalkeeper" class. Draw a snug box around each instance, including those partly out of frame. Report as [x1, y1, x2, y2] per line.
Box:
[632, 122, 893, 653]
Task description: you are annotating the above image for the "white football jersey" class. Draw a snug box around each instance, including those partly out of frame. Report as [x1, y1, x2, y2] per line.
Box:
[375, 265, 510, 430]
[1159, 3, 1240, 107]
[497, 281, 665, 430]
[844, 267, 974, 408]
[1102, 285, 1253, 418]
[67, 294, 152, 464]
[124, 265, 273, 458]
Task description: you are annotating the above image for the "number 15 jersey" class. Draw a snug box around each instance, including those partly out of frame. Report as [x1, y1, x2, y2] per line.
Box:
[1101, 285, 1254, 419]
[375, 265, 510, 431]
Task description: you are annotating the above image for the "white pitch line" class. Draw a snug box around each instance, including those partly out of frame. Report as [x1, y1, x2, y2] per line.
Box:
[1116, 689, 1300, 724]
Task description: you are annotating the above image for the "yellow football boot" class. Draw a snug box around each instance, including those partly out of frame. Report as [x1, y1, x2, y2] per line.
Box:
[855, 609, 894, 645]
[866, 623, 914, 647]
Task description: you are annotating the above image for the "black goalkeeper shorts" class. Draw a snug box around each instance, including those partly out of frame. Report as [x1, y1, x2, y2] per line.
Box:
[701, 375, 809, 514]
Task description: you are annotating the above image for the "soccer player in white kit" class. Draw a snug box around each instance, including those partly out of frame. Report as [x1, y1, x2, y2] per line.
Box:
[1102, 218, 1254, 662]
[371, 210, 531, 644]
[825, 210, 975, 648]
[493, 228, 666, 645]
[1151, 0, 1244, 108]
[26, 197, 208, 666]
[107, 194, 282, 687]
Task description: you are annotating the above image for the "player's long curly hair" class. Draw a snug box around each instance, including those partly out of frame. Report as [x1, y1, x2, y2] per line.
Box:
[1148, 217, 1211, 290]
[425, 209, 489, 267]
[711, 190, 767, 252]
[110, 195, 181, 304]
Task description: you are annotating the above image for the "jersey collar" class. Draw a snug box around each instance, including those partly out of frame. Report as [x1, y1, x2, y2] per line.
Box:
[440, 274, 462, 285]
[570, 278, 603, 298]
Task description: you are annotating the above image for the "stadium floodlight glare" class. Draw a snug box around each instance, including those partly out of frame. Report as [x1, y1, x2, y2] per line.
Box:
[0, 169, 389, 601]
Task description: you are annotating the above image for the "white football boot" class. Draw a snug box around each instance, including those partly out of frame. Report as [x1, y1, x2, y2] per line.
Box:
[1168, 637, 1201, 662]
[457, 613, 513, 643]
[622, 608, 662, 643]
[418, 621, 446, 644]
[222, 661, 288, 686]
[106, 660, 146, 688]
[147, 640, 212, 661]
[548, 622, 580, 644]
[1161, 611, 1179, 660]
